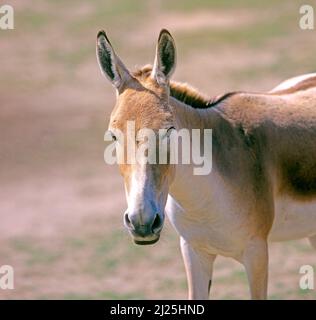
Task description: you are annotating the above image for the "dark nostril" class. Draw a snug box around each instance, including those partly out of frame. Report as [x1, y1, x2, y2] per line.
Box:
[125, 212, 162, 235]
[124, 212, 134, 230]
[152, 214, 162, 233]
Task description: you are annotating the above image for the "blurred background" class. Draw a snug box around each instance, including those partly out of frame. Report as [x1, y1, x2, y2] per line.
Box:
[1, 0, 316, 299]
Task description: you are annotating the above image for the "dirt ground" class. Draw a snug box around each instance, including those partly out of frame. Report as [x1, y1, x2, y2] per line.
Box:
[1, 0, 316, 299]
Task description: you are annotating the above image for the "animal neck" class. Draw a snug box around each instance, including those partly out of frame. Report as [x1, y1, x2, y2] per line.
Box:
[167, 83, 240, 212]
[168, 79, 233, 130]
[168, 96, 219, 211]
[169, 95, 216, 131]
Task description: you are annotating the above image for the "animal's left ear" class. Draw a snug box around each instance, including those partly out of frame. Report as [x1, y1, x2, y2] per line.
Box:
[151, 29, 177, 85]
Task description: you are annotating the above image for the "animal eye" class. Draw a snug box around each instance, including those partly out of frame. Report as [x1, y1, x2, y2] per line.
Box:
[111, 132, 117, 141]
[105, 130, 117, 142]
[166, 126, 176, 136]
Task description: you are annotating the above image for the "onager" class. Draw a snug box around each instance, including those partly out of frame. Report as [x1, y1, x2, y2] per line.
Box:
[96, 29, 316, 299]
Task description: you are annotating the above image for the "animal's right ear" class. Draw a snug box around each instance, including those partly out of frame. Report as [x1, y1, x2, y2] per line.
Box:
[96, 30, 132, 91]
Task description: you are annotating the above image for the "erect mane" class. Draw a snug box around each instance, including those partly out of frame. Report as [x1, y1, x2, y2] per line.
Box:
[169, 81, 210, 108]
[133, 65, 237, 109]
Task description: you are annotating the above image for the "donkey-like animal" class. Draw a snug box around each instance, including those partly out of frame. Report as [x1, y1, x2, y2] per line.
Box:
[96, 29, 316, 299]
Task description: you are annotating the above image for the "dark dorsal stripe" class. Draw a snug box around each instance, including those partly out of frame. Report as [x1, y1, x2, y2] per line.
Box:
[206, 92, 240, 108]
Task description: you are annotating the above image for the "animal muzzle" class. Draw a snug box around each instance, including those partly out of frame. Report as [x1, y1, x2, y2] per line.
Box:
[123, 210, 164, 245]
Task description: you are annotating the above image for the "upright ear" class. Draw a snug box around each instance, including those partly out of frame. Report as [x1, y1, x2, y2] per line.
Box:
[151, 29, 177, 85]
[96, 30, 132, 91]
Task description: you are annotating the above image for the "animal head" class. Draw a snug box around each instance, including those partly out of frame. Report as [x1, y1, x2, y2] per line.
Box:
[96, 29, 177, 245]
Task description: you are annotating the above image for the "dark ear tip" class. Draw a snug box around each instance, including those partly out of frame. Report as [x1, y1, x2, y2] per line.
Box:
[158, 29, 173, 41]
[97, 30, 106, 38]
[97, 30, 112, 45]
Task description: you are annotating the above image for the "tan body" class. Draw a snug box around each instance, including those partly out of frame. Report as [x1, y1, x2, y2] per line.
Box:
[96, 30, 316, 299]
[166, 77, 316, 299]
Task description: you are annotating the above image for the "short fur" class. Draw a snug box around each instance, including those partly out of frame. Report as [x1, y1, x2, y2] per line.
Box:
[97, 29, 316, 300]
